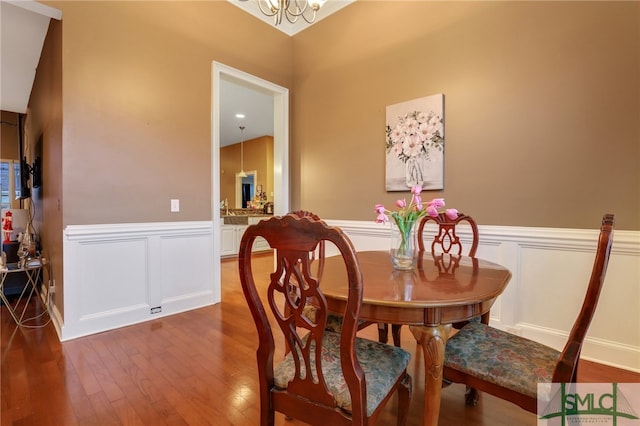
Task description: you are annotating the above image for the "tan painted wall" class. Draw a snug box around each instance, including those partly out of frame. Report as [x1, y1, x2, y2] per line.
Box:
[0, 112, 21, 211]
[0, 111, 20, 160]
[44, 0, 292, 226]
[33, 1, 291, 317]
[25, 18, 64, 315]
[31, 1, 639, 237]
[291, 1, 639, 230]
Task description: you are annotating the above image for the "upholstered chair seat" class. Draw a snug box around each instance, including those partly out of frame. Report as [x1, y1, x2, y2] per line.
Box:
[444, 321, 559, 399]
[443, 214, 615, 413]
[274, 331, 411, 416]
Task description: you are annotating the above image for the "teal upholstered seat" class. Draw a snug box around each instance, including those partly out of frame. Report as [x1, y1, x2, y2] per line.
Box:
[444, 321, 558, 399]
[275, 331, 411, 416]
[326, 312, 347, 333]
[443, 214, 615, 413]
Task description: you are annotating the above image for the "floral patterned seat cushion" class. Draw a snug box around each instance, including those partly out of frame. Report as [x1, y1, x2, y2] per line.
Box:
[302, 305, 366, 333]
[273, 331, 411, 416]
[326, 313, 345, 333]
[444, 321, 560, 398]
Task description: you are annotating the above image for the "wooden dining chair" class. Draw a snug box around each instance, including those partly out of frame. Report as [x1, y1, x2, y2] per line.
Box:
[239, 214, 412, 426]
[420, 212, 482, 332]
[417, 212, 479, 256]
[287, 211, 376, 336]
[443, 213, 615, 412]
[383, 212, 480, 347]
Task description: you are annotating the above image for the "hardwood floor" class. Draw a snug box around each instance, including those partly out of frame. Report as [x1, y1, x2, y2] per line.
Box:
[2, 253, 638, 425]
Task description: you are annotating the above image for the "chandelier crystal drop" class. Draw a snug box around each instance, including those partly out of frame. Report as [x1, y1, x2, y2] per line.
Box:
[257, 0, 326, 26]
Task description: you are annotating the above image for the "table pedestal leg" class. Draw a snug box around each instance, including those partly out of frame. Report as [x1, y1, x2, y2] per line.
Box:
[409, 324, 451, 426]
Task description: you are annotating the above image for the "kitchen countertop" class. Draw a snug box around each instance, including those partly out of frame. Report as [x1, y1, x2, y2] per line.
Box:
[221, 212, 272, 225]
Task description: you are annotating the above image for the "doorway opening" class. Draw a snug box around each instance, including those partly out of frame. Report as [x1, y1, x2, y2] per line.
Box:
[212, 62, 290, 303]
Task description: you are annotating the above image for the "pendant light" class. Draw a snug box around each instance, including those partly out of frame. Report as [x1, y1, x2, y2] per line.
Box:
[238, 126, 247, 178]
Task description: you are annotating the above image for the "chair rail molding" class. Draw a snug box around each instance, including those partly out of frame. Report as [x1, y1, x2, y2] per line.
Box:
[58, 218, 639, 372]
[328, 219, 640, 373]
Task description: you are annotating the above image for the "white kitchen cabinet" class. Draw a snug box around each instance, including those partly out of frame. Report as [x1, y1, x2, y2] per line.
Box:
[221, 224, 244, 257]
[248, 217, 271, 252]
[221, 220, 270, 257]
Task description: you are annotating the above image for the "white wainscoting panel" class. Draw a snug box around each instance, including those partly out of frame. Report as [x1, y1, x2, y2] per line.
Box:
[62, 222, 216, 341]
[59, 218, 638, 372]
[327, 219, 640, 372]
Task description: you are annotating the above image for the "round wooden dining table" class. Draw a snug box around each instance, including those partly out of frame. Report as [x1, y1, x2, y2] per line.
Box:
[320, 250, 512, 426]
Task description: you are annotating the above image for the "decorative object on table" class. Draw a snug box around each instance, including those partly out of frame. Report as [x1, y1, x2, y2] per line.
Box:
[250, 186, 268, 211]
[385, 93, 444, 191]
[389, 217, 418, 271]
[375, 185, 458, 271]
[2, 210, 12, 243]
[1, 208, 29, 242]
[17, 223, 37, 267]
[386, 212, 479, 346]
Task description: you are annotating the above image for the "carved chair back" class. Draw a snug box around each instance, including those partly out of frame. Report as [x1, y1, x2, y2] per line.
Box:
[417, 212, 479, 257]
[239, 214, 411, 425]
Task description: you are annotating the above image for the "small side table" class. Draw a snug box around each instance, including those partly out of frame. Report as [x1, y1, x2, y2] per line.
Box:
[0, 258, 50, 326]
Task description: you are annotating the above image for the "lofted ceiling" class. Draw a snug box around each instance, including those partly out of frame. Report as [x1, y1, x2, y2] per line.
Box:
[219, 0, 354, 146]
[0, 0, 61, 114]
[230, 0, 354, 37]
[0, 0, 353, 146]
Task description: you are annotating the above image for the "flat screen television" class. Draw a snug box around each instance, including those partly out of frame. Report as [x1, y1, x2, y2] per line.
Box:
[16, 113, 29, 200]
[17, 157, 31, 200]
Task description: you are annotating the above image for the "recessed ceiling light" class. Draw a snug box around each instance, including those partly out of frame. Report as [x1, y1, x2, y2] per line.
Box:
[235, 113, 245, 118]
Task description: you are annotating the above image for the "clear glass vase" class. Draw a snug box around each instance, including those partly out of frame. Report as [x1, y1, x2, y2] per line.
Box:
[390, 220, 418, 271]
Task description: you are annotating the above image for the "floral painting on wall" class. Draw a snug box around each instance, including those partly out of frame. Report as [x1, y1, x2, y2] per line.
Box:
[385, 94, 444, 191]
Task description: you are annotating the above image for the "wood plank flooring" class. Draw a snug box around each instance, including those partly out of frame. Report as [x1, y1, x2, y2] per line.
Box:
[2, 253, 638, 425]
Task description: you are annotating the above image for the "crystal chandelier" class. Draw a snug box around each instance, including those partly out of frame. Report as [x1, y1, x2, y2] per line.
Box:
[257, 0, 326, 26]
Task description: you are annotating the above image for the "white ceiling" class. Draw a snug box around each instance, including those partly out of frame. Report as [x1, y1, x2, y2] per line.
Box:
[0, 0, 352, 146]
[0, 0, 61, 114]
[230, 0, 354, 37]
[219, 78, 275, 147]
